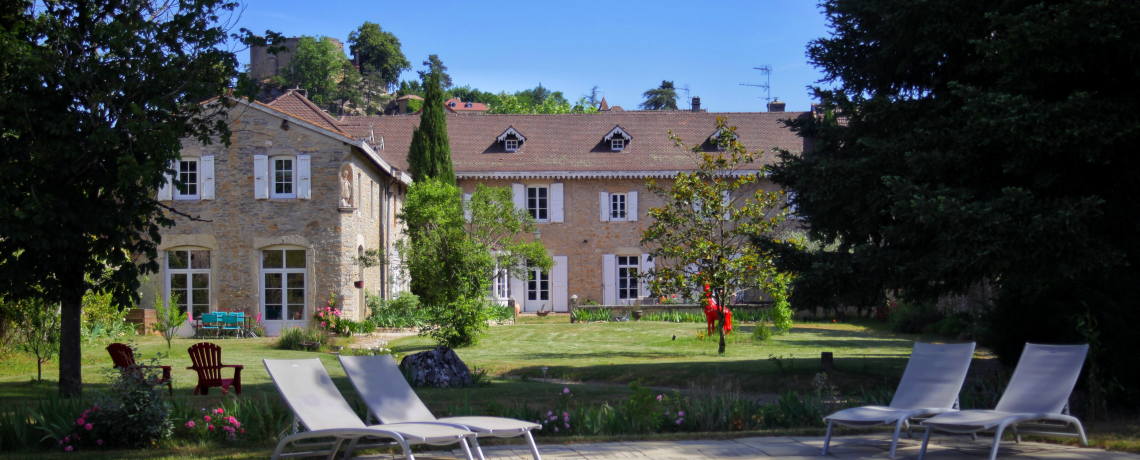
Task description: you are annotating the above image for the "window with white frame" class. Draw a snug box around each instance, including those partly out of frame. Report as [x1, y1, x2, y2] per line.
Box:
[491, 269, 508, 300]
[167, 249, 210, 320]
[505, 139, 519, 152]
[611, 138, 625, 151]
[262, 248, 306, 321]
[527, 186, 548, 221]
[271, 156, 295, 198]
[527, 265, 550, 302]
[617, 256, 639, 300]
[175, 159, 199, 199]
[610, 193, 627, 221]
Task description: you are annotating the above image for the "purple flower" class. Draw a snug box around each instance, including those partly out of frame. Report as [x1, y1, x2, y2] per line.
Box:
[564, 423, 569, 429]
[554, 427, 559, 432]
[678, 411, 685, 417]
[547, 411, 552, 416]
[65, 446, 73, 452]
[656, 395, 663, 401]
[563, 388, 570, 394]
[676, 419, 682, 425]
[96, 439, 102, 446]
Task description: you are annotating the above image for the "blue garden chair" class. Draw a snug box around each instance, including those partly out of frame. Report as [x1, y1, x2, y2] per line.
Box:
[200, 313, 221, 338]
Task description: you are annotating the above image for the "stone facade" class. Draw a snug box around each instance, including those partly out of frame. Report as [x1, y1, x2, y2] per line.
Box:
[145, 101, 405, 336]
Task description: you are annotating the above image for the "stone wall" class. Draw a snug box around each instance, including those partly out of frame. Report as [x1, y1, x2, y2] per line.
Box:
[147, 104, 397, 335]
[249, 37, 345, 82]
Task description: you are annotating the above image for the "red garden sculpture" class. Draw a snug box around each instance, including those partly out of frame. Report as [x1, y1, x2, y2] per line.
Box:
[106, 343, 173, 395]
[702, 284, 733, 336]
[187, 342, 243, 396]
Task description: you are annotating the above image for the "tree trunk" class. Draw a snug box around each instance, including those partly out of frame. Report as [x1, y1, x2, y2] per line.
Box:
[58, 278, 84, 398]
[717, 305, 727, 355]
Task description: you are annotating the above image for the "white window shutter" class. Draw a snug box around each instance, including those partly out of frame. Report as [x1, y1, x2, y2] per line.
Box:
[641, 253, 654, 297]
[722, 190, 731, 219]
[511, 183, 525, 210]
[550, 183, 564, 223]
[552, 256, 568, 312]
[253, 155, 269, 199]
[628, 191, 638, 221]
[200, 155, 215, 200]
[463, 193, 472, 222]
[158, 161, 173, 201]
[297, 155, 312, 200]
[509, 275, 525, 307]
[599, 192, 610, 221]
[602, 254, 616, 305]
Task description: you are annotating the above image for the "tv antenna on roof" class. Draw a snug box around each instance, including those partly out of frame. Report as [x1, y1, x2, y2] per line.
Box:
[740, 65, 775, 105]
[677, 84, 691, 110]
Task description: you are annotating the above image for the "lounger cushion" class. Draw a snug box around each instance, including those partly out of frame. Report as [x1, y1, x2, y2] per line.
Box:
[921, 410, 1024, 432]
[378, 422, 480, 444]
[825, 406, 912, 426]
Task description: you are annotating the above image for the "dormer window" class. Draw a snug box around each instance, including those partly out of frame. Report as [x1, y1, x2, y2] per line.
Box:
[465, 102, 473, 108]
[497, 126, 527, 152]
[604, 125, 631, 151]
[709, 128, 738, 151]
[449, 101, 457, 108]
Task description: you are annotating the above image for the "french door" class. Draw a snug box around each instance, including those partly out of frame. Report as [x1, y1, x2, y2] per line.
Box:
[261, 248, 307, 336]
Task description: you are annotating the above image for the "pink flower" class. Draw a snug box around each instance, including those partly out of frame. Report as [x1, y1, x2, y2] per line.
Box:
[554, 427, 559, 432]
[317, 311, 324, 317]
[216, 408, 224, 414]
[208, 425, 215, 431]
[564, 423, 570, 429]
[334, 310, 340, 316]
[234, 421, 241, 428]
[59, 441, 63, 446]
[85, 423, 92, 431]
[65, 446, 73, 452]
[76, 418, 84, 425]
[186, 421, 195, 428]
[240, 428, 244, 434]
[96, 439, 102, 446]
[676, 419, 682, 425]
[656, 395, 663, 401]
[204, 415, 211, 422]
[64, 436, 70, 443]
[321, 321, 326, 327]
[563, 388, 570, 394]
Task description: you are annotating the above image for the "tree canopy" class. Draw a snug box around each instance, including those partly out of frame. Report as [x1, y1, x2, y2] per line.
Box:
[0, 0, 276, 396]
[639, 81, 679, 110]
[767, 0, 1140, 403]
[285, 36, 357, 108]
[347, 21, 410, 90]
[406, 60, 455, 185]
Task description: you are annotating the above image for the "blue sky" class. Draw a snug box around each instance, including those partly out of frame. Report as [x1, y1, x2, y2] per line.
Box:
[233, 0, 832, 113]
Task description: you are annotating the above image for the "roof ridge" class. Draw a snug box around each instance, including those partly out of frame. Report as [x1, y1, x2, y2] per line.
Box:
[254, 101, 351, 137]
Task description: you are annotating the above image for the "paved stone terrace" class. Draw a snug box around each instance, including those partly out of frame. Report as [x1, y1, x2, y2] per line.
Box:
[365, 434, 1138, 460]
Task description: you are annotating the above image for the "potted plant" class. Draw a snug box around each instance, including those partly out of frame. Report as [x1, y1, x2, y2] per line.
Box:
[351, 249, 385, 289]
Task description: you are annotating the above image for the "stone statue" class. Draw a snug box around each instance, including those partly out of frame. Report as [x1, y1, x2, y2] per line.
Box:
[340, 168, 353, 208]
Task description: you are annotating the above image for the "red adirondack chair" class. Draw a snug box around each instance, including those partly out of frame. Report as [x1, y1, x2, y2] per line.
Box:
[106, 343, 173, 396]
[187, 342, 243, 396]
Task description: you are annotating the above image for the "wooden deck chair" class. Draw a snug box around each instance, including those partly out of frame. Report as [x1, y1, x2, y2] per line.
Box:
[822, 342, 976, 457]
[106, 343, 173, 396]
[187, 342, 243, 395]
[918, 343, 1089, 460]
[340, 355, 543, 460]
[265, 358, 476, 460]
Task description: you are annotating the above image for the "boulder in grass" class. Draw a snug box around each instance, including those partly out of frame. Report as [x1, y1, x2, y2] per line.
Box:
[398, 346, 473, 388]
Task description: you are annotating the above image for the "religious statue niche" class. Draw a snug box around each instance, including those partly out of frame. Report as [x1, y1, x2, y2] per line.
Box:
[340, 165, 354, 208]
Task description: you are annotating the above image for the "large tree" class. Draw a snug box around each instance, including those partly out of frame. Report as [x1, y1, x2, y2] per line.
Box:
[406, 60, 456, 185]
[639, 81, 678, 110]
[347, 21, 410, 91]
[0, 0, 277, 396]
[287, 36, 351, 107]
[768, 0, 1140, 402]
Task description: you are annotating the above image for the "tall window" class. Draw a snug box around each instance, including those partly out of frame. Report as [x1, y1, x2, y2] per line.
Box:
[610, 193, 627, 220]
[490, 269, 508, 300]
[527, 186, 548, 222]
[611, 138, 625, 151]
[168, 249, 210, 319]
[617, 256, 639, 300]
[175, 159, 199, 199]
[262, 249, 306, 321]
[272, 157, 295, 198]
[527, 266, 550, 302]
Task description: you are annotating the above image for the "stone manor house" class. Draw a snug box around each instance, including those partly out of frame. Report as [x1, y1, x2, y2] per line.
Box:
[152, 89, 808, 334]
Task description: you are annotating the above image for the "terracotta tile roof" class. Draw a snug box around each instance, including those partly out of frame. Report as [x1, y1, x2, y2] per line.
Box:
[265, 90, 347, 135]
[337, 111, 809, 176]
[444, 98, 489, 113]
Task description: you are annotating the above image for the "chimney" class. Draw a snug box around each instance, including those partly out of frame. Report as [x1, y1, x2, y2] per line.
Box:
[767, 98, 785, 112]
[691, 97, 701, 112]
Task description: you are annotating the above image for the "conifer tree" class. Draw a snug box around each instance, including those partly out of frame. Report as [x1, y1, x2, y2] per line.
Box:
[406, 63, 456, 185]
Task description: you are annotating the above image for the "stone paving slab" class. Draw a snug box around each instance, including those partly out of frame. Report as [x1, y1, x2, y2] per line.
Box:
[351, 435, 1140, 460]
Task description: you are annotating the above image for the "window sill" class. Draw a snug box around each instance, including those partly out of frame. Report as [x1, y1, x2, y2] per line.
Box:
[339, 206, 357, 213]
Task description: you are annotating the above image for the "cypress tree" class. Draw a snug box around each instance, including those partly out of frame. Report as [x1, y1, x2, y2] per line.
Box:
[406, 66, 456, 185]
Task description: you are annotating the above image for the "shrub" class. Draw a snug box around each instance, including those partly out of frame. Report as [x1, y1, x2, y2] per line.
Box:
[314, 292, 348, 334]
[275, 327, 333, 351]
[641, 310, 699, 322]
[572, 308, 611, 322]
[45, 364, 173, 451]
[887, 300, 944, 334]
[175, 407, 244, 443]
[368, 292, 431, 329]
[485, 303, 513, 323]
[751, 324, 773, 341]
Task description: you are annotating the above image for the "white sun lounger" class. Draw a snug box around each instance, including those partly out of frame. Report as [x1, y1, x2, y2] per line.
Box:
[822, 342, 976, 458]
[264, 358, 477, 460]
[339, 354, 543, 460]
[918, 343, 1089, 460]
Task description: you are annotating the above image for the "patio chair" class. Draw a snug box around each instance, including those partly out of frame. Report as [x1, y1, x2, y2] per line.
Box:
[187, 342, 243, 396]
[340, 354, 543, 460]
[918, 343, 1089, 460]
[221, 314, 242, 338]
[199, 312, 220, 338]
[265, 358, 476, 460]
[821, 342, 975, 457]
[106, 343, 173, 396]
